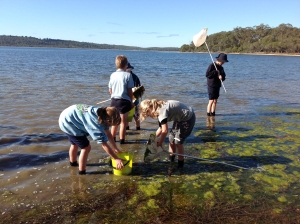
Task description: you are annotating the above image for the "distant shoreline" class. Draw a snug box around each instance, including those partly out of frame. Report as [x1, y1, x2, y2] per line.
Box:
[191, 51, 300, 57]
[227, 52, 300, 57]
[1, 46, 300, 56]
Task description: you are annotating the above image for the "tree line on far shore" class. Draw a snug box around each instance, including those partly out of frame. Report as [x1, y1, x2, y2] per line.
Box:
[0, 35, 179, 52]
[1, 23, 299, 54]
[181, 23, 300, 54]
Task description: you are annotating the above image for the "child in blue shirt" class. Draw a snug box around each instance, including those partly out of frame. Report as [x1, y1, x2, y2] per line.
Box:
[59, 104, 124, 174]
[108, 55, 134, 144]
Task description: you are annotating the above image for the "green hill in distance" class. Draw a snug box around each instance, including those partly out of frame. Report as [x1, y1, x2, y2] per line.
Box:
[0, 35, 179, 52]
[181, 23, 300, 54]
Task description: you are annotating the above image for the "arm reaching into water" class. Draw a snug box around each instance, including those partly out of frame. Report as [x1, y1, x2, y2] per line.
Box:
[156, 123, 168, 147]
[105, 129, 122, 154]
[101, 142, 124, 170]
[102, 130, 124, 170]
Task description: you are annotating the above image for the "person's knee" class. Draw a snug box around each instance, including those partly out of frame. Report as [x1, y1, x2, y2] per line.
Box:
[82, 144, 91, 153]
[169, 141, 175, 146]
[70, 144, 79, 150]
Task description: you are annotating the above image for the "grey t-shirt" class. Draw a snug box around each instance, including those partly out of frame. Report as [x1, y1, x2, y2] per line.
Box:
[158, 100, 193, 123]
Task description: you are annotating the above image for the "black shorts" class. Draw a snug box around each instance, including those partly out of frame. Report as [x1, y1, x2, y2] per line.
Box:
[208, 87, 220, 100]
[66, 134, 90, 149]
[111, 98, 132, 114]
[169, 112, 196, 144]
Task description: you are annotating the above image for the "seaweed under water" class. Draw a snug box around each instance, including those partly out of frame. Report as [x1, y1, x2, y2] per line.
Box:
[1, 106, 300, 223]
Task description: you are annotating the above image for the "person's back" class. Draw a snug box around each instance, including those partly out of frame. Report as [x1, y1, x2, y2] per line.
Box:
[109, 70, 133, 101]
[109, 55, 134, 144]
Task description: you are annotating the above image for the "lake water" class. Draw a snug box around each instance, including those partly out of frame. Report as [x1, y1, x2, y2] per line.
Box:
[0, 47, 300, 221]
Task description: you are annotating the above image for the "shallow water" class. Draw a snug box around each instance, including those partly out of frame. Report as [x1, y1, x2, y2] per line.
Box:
[0, 47, 300, 221]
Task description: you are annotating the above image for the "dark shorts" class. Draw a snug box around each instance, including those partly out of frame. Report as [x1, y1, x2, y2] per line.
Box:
[66, 134, 90, 149]
[169, 112, 196, 144]
[208, 87, 220, 100]
[111, 98, 132, 114]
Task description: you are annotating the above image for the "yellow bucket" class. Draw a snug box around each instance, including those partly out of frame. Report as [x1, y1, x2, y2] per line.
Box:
[127, 107, 135, 122]
[112, 152, 133, 176]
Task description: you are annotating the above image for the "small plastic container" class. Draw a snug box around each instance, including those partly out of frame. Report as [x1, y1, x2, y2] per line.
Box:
[127, 107, 135, 122]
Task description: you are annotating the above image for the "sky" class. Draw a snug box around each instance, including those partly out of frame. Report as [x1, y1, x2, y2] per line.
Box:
[0, 0, 299, 48]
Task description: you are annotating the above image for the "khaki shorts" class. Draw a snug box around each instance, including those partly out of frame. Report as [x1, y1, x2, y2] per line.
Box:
[169, 113, 196, 144]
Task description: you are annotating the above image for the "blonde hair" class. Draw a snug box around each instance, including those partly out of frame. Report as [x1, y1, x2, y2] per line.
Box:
[115, 55, 128, 69]
[139, 99, 166, 122]
[97, 107, 121, 126]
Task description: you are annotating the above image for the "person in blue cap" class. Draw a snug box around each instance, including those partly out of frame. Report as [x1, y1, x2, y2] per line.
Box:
[206, 53, 228, 116]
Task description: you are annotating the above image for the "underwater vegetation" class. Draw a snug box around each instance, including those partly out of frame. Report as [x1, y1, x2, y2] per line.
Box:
[1, 106, 300, 223]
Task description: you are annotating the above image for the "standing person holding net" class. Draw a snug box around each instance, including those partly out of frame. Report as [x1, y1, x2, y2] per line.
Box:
[206, 53, 228, 116]
[192, 28, 228, 116]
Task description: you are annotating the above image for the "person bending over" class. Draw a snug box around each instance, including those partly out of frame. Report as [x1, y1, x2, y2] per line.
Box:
[59, 104, 124, 174]
[139, 99, 196, 169]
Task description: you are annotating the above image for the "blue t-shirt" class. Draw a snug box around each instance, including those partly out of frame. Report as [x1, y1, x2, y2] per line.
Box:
[58, 104, 109, 144]
[108, 69, 134, 101]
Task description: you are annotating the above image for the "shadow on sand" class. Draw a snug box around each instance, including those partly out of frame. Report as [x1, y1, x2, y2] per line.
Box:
[130, 155, 292, 177]
[1, 150, 292, 176]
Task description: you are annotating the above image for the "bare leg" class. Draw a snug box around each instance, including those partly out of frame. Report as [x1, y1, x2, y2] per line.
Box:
[119, 113, 128, 140]
[207, 100, 214, 113]
[78, 144, 91, 171]
[134, 116, 140, 128]
[211, 99, 218, 113]
[111, 125, 118, 139]
[176, 144, 184, 161]
[169, 142, 176, 155]
[69, 144, 79, 163]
